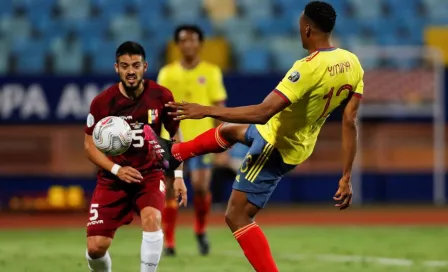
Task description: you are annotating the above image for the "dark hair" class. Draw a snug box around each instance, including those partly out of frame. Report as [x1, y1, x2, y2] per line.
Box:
[115, 41, 146, 61]
[174, 25, 204, 43]
[304, 1, 337, 33]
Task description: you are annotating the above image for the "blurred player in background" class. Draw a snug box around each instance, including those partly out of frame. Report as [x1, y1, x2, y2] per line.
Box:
[157, 25, 228, 256]
[84, 41, 187, 272]
[146, 1, 363, 271]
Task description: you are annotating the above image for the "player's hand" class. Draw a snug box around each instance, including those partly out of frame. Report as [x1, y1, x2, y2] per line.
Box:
[333, 176, 352, 210]
[173, 177, 188, 207]
[165, 101, 208, 121]
[117, 166, 143, 183]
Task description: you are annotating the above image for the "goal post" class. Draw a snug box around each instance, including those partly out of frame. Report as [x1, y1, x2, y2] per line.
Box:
[350, 46, 445, 205]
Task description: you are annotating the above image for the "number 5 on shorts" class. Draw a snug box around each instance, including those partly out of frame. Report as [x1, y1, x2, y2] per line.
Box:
[89, 203, 99, 221]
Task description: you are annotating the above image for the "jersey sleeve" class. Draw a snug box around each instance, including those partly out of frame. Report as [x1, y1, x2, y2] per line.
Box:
[349, 53, 364, 98]
[161, 88, 180, 138]
[84, 97, 104, 135]
[354, 64, 364, 98]
[275, 61, 314, 104]
[207, 67, 227, 103]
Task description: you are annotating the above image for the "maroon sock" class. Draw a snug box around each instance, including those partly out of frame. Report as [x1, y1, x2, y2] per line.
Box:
[162, 199, 178, 248]
[194, 193, 212, 234]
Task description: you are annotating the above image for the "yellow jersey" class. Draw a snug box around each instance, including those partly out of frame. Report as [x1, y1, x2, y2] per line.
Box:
[158, 61, 227, 141]
[256, 48, 364, 165]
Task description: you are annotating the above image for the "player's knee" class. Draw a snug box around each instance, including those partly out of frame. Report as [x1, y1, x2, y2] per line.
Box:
[219, 124, 249, 143]
[218, 124, 234, 142]
[87, 237, 111, 259]
[224, 208, 250, 232]
[191, 180, 209, 196]
[141, 207, 162, 232]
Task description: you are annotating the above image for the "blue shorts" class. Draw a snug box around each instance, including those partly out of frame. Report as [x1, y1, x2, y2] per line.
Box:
[233, 125, 296, 208]
[187, 154, 213, 171]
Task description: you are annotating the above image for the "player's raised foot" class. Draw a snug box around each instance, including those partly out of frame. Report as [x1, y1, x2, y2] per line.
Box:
[196, 233, 210, 256]
[164, 247, 176, 257]
[143, 125, 181, 171]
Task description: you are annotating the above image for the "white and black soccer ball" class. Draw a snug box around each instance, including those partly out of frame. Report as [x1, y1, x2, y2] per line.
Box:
[92, 116, 133, 156]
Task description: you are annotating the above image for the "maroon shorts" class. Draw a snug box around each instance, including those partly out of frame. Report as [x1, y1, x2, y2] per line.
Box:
[86, 171, 165, 238]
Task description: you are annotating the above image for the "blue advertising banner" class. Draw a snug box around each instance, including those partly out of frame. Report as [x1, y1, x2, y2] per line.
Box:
[1, 71, 448, 124]
[0, 74, 282, 124]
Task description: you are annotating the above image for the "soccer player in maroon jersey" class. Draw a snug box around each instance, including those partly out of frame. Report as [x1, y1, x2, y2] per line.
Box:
[84, 41, 187, 272]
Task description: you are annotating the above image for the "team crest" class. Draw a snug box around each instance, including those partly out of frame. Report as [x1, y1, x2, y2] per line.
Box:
[198, 76, 206, 84]
[131, 121, 143, 129]
[288, 71, 300, 82]
[148, 109, 159, 124]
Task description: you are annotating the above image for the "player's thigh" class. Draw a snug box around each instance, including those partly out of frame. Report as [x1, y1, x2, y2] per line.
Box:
[233, 128, 296, 209]
[219, 123, 250, 143]
[135, 171, 166, 231]
[188, 155, 213, 193]
[86, 183, 134, 239]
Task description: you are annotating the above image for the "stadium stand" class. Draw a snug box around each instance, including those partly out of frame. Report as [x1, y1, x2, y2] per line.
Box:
[1, 0, 447, 74]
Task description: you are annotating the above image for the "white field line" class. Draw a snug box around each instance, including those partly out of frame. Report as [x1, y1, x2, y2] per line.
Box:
[221, 250, 448, 267]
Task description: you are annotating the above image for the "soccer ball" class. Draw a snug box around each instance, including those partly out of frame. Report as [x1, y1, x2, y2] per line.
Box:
[92, 116, 133, 156]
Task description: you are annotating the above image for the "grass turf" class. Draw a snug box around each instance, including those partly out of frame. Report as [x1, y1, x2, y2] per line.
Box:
[1, 226, 448, 272]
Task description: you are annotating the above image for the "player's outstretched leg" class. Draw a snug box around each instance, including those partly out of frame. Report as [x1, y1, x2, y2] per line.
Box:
[162, 175, 178, 256]
[225, 190, 278, 272]
[86, 236, 113, 272]
[144, 123, 248, 171]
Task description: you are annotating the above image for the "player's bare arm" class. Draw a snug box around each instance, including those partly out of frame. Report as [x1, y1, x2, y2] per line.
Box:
[167, 91, 290, 124]
[84, 134, 143, 183]
[212, 100, 226, 126]
[333, 95, 361, 210]
[172, 129, 188, 207]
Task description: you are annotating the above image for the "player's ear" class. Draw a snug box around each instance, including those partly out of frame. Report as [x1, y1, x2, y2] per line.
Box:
[306, 25, 311, 38]
[114, 62, 119, 74]
[144, 61, 148, 72]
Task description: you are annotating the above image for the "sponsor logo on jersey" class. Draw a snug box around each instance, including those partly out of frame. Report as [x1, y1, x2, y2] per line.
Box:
[288, 71, 300, 82]
[119, 115, 133, 120]
[87, 220, 104, 226]
[87, 113, 95, 127]
[159, 180, 165, 193]
[148, 109, 158, 124]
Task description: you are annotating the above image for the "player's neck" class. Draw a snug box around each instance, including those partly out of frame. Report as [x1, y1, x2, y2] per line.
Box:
[308, 39, 334, 54]
[180, 57, 201, 70]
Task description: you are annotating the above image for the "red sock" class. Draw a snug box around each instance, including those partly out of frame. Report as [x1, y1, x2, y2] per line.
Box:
[162, 199, 178, 248]
[233, 223, 279, 272]
[194, 193, 212, 234]
[172, 125, 232, 162]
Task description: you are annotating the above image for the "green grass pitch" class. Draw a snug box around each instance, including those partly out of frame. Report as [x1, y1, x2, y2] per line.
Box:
[1, 226, 448, 272]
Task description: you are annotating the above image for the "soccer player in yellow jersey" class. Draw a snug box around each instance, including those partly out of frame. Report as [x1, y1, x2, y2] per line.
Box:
[157, 25, 227, 256]
[145, 1, 362, 270]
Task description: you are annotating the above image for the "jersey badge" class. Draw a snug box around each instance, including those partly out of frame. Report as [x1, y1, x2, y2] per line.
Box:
[198, 76, 206, 84]
[87, 113, 95, 127]
[148, 109, 159, 124]
[288, 71, 300, 82]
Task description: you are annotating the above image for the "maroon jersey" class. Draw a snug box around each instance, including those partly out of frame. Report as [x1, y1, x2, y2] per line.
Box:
[85, 80, 179, 181]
